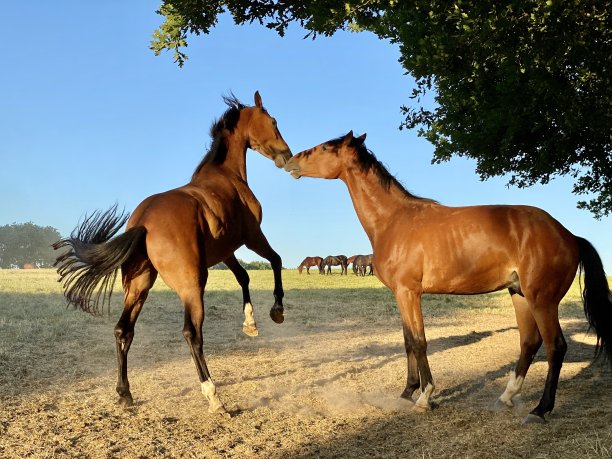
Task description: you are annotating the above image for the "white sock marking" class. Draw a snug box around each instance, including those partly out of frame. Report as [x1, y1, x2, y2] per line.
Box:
[243, 302, 256, 328]
[499, 374, 524, 406]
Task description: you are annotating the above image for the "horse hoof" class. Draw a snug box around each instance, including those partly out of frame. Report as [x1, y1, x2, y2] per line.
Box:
[208, 402, 230, 417]
[523, 414, 546, 425]
[117, 395, 134, 408]
[494, 398, 513, 411]
[270, 308, 284, 324]
[413, 403, 430, 413]
[242, 324, 259, 337]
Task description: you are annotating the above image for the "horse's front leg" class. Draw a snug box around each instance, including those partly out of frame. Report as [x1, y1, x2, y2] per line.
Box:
[400, 324, 420, 402]
[224, 254, 258, 337]
[245, 231, 284, 324]
[395, 287, 435, 412]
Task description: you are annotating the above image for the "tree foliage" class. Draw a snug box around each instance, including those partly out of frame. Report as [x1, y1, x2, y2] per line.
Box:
[0, 223, 62, 268]
[152, 0, 612, 217]
[211, 259, 273, 270]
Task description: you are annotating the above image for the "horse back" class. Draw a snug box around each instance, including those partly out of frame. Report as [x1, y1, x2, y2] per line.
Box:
[127, 181, 260, 269]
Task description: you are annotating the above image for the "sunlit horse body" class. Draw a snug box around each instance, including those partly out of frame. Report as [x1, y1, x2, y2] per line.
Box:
[297, 256, 323, 274]
[286, 131, 612, 423]
[322, 255, 348, 275]
[54, 92, 292, 415]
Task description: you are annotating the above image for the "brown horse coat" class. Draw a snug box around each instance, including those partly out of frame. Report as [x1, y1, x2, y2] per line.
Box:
[286, 131, 611, 422]
[55, 92, 292, 414]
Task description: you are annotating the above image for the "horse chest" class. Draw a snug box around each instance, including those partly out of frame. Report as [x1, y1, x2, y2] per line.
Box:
[233, 184, 262, 223]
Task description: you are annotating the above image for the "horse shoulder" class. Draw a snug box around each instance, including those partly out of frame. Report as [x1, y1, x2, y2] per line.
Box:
[230, 179, 262, 223]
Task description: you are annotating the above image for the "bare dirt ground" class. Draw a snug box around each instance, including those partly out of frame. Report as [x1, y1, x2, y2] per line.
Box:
[0, 270, 611, 458]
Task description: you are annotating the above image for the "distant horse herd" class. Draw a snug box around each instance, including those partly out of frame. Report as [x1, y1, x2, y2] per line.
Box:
[297, 254, 374, 276]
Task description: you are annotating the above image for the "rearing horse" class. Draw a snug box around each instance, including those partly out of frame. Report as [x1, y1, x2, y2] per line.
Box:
[285, 131, 612, 423]
[54, 92, 292, 415]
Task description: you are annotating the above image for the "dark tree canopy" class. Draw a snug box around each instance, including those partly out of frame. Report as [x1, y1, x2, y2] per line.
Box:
[0, 223, 62, 268]
[152, 1, 612, 217]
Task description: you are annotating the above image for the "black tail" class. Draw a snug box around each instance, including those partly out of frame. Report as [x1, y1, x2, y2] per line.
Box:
[53, 205, 147, 315]
[576, 236, 612, 366]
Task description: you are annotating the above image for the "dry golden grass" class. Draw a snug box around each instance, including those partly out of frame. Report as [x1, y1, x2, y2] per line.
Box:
[0, 269, 610, 458]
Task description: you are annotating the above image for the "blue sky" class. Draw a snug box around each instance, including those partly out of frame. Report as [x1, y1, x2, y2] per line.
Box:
[1, 1, 610, 272]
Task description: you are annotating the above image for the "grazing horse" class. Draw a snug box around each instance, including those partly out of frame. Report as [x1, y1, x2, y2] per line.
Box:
[285, 131, 612, 423]
[322, 255, 348, 275]
[54, 92, 292, 415]
[297, 256, 323, 274]
[354, 254, 374, 276]
[347, 255, 358, 274]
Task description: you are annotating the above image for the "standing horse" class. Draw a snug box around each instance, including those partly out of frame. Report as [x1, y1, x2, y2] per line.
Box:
[354, 254, 374, 276]
[322, 255, 348, 275]
[54, 92, 292, 415]
[347, 255, 358, 274]
[285, 131, 612, 423]
[297, 256, 323, 274]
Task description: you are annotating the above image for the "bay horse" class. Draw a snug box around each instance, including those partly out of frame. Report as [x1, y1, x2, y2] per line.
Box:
[54, 92, 292, 415]
[285, 131, 612, 423]
[322, 255, 348, 275]
[347, 255, 358, 274]
[297, 256, 323, 274]
[354, 254, 374, 276]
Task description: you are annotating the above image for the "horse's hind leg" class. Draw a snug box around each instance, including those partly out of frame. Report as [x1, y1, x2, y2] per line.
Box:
[115, 264, 157, 407]
[497, 292, 542, 409]
[179, 274, 227, 415]
[224, 254, 258, 337]
[525, 302, 567, 423]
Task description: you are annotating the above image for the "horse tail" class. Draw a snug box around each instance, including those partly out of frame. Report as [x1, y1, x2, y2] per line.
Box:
[53, 205, 147, 315]
[576, 236, 612, 366]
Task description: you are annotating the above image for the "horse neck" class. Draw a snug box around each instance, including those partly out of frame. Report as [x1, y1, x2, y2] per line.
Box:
[192, 133, 249, 184]
[221, 134, 249, 180]
[340, 165, 418, 245]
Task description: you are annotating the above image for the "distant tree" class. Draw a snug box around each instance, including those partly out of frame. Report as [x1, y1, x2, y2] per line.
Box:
[210, 258, 272, 270]
[151, 1, 612, 217]
[242, 260, 272, 270]
[0, 223, 62, 268]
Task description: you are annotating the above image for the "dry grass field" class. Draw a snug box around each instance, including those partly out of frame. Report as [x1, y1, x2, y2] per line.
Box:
[0, 268, 610, 458]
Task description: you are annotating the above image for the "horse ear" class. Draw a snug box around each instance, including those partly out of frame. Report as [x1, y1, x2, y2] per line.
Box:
[254, 91, 263, 108]
[343, 130, 354, 144]
[356, 133, 367, 143]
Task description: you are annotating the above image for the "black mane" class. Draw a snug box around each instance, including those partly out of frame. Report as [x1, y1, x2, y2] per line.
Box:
[192, 95, 248, 178]
[330, 136, 433, 202]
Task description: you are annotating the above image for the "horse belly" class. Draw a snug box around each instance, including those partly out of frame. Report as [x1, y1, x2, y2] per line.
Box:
[202, 232, 243, 267]
[420, 246, 517, 295]
[421, 269, 514, 294]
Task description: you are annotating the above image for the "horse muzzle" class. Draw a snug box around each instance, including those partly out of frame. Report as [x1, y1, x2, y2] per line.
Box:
[284, 158, 302, 179]
[270, 147, 292, 169]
